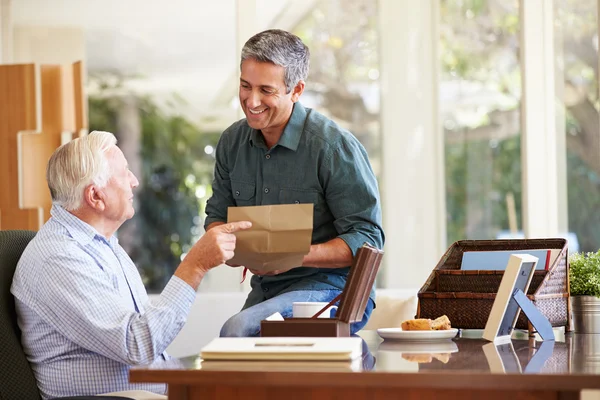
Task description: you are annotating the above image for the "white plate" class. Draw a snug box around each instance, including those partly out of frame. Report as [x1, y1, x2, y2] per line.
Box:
[377, 328, 459, 342]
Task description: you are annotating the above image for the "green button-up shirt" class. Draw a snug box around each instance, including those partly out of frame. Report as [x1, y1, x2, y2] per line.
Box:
[205, 102, 384, 307]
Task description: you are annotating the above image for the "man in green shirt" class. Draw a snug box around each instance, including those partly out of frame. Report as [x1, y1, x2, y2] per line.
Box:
[205, 29, 384, 337]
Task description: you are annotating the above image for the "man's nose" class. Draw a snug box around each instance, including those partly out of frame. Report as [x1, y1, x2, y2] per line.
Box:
[130, 171, 140, 188]
[246, 90, 261, 108]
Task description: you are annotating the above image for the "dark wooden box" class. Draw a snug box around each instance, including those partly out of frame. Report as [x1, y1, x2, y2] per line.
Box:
[261, 243, 384, 337]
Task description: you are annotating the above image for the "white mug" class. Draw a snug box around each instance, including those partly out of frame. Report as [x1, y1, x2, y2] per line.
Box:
[292, 301, 338, 319]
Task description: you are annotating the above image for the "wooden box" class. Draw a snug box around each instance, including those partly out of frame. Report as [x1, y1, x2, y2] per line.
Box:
[261, 243, 384, 337]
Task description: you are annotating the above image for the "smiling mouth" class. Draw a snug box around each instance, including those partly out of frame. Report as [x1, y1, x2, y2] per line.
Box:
[248, 108, 266, 115]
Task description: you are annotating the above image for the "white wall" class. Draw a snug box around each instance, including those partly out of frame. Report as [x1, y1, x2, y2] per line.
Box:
[12, 25, 84, 65]
[378, 0, 446, 290]
[159, 292, 247, 357]
[0, 0, 12, 63]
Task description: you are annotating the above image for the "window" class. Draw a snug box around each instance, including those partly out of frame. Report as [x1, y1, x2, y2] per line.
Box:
[440, 0, 523, 243]
[86, 2, 238, 292]
[555, 0, 600, 253]
[292, 0, 382, 175]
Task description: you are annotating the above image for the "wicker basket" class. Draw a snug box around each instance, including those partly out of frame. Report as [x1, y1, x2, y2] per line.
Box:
[417, 239, 570, 331]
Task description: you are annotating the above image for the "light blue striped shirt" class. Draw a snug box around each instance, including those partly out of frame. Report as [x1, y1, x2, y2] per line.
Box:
[11, 204, 196, 399]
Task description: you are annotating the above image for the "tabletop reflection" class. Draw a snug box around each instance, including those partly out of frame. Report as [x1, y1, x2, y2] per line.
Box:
[164, 329, 600, 377]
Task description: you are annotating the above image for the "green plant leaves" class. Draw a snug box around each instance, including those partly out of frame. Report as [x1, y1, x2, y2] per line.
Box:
[569, 249, 600, 297]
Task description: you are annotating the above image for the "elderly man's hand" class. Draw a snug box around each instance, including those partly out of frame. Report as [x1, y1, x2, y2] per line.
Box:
[184, 221, 252, 273]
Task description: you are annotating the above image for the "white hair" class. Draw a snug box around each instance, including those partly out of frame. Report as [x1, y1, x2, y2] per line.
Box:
[46, 130, 117, 211]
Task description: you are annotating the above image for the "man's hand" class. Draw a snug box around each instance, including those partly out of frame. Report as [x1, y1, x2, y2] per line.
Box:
[190, 221, 252, 271]
[207, 222, 245, 268]
[175, 221, 252, 289]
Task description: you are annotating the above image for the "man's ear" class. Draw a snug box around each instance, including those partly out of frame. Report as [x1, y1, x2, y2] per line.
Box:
[84, 184, 106, 212]
[291, 80, 305, 103]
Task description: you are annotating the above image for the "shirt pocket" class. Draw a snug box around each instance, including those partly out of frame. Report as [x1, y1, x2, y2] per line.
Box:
[231, 180, 256, 206]
[279, 188, 319, 206]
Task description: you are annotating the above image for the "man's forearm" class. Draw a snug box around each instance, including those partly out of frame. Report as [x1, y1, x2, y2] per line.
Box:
[174, 261, 207, 291]
[302, 238, 353, 268]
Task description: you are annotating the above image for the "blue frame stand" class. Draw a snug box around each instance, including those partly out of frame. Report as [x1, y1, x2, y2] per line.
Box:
[512, 288, 555, 341]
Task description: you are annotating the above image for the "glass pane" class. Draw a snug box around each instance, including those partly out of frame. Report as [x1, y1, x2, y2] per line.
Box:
[292, 0, 381, 175]
[87, 1, 237, 292]
[555, 0, 600, 253]
[440, 0, 522, 243]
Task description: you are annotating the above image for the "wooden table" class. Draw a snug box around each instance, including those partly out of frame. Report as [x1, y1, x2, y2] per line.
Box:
[130, 330, 600, 400]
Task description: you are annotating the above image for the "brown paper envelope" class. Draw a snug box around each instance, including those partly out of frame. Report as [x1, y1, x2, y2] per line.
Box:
[227, 204, 313, 272]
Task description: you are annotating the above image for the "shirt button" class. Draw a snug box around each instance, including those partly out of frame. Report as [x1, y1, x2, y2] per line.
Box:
[265, 154, 271, 159]
[264, 188, 269, 194]
[235, 190, 240, 196]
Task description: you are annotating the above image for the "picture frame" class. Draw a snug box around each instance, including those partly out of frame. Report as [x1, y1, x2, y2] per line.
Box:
[482, 254, 538, 343]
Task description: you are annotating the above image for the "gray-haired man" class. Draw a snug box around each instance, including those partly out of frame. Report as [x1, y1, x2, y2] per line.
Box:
[12, 131, 251, 399]
[205, 29, 385, 337]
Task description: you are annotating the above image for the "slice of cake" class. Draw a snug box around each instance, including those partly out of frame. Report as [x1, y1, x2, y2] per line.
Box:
[431, 315, 451, 330]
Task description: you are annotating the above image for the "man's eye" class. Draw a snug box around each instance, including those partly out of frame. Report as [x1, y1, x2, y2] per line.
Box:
[262, 89, 274, 94]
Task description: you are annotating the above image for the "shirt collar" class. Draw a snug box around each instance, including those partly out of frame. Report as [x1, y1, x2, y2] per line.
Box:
[51, 203, 113, 246]
[248, 102, 307, 151]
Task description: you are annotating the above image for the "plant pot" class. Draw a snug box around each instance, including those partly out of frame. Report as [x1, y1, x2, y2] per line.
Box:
[571, 295, 600, 333]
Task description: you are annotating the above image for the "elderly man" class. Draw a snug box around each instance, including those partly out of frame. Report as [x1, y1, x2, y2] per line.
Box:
[11, 131, 251, 399]
[205, 29, 384, 337]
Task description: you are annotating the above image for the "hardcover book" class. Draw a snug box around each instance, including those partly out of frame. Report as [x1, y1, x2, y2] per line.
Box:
[200, 337, 363, 361]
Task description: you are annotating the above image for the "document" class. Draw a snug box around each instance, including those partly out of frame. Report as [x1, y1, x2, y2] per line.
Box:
[227, 204, 313, 272]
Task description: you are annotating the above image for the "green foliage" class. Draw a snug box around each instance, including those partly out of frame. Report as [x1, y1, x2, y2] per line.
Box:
[441, 0, 600, 252]
[569, 250, 600, 297]
[445, 135, 521, 242]
[566, 149, 600, 251]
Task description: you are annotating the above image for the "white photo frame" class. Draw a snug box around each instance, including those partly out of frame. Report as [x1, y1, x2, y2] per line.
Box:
[482, 254, 539, 343]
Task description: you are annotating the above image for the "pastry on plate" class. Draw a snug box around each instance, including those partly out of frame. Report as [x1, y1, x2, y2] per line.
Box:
[401, 318, 433, 331]
[432, 315, 452, 330]
[401, 315, 452, 331]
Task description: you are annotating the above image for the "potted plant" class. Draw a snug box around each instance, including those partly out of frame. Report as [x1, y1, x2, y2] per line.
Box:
[569, 249, 600, 333]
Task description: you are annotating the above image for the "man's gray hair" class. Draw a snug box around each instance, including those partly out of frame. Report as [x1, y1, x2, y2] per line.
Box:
[241, 29, 310, 93]
[46, 130, 117, 211]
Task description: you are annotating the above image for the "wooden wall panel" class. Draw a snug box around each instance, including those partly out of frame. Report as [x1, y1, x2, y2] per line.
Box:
[0, 61, 86, 231]
[73, 61, 87, 134]
[0, 64, 41, 230]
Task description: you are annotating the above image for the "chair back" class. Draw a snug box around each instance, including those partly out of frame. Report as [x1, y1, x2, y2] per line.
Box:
[0, 230, 40, 400]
